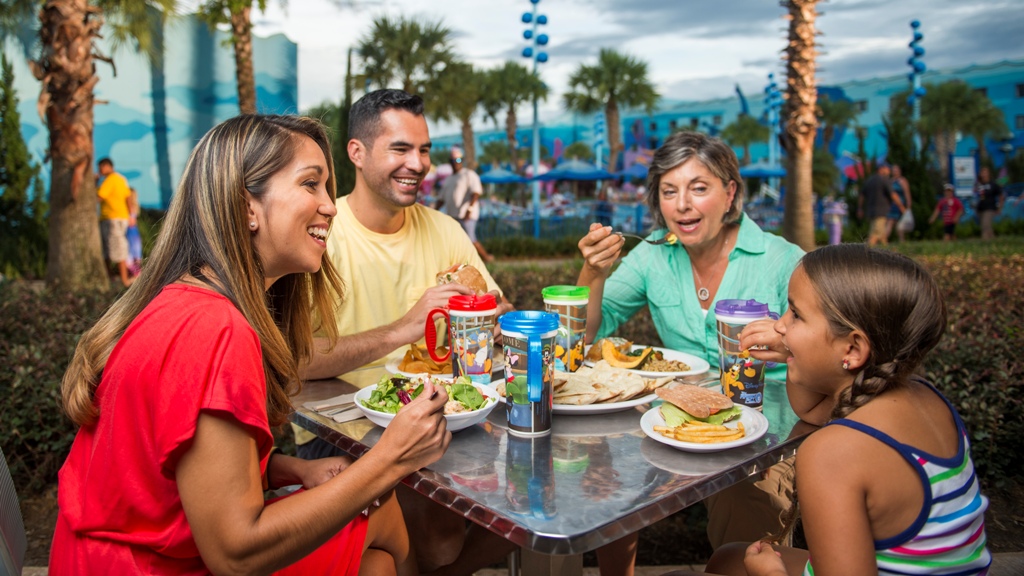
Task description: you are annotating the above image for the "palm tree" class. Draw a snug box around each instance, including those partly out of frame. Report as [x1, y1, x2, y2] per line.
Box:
[781, 0, 820, 252]
[919, 80, 1006, 175]
[431, 61, 485, 169]
[481, 61, 547, 169]
[355, 14, 455, 111]
[720, 115, 769, 166]
[3, 0, 177, 290]
[197, 0, 268, 114]
[563, 48, 658, 172]
[816, 95, 859, 151]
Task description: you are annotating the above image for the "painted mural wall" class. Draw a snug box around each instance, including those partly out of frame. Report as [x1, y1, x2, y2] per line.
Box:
[5, 13, 297, 209]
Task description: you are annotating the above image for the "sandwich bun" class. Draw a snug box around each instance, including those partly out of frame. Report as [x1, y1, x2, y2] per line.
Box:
[437, 263, 488, 295]
[656, 385, 741, 425]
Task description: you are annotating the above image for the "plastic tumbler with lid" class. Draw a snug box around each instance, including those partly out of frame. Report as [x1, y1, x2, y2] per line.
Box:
[541, 285, 590, 372]
[424, 293, 497, 384]
[714, 299, 778, 410]
[499, 311, 560, 437]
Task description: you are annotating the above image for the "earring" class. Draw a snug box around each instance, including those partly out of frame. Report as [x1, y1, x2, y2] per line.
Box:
[249, 222, 256, 229]
[842, 359, 850, 370]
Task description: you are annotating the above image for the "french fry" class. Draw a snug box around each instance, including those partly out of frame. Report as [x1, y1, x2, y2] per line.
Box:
[656, 422, 746, 444]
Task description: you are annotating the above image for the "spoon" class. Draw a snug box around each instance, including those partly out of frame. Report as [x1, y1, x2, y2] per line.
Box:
[614, 231, 678, 246]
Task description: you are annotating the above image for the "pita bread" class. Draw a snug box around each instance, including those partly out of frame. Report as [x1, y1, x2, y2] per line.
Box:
[553, 392, 603, 405]
[656, 385, 733, 419]
[645, 376, 674, 394]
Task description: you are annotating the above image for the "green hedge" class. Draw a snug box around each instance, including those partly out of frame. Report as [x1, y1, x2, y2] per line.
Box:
[1, 247, 1021, 493]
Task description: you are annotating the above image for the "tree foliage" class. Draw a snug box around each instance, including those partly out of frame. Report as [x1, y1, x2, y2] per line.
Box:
[481, 60, 547, 169]
[720, 115, 769, 166]
[563, 48, 658, 172]
[816, 95, 859, 150]
[431, 60, 485, 169]
[196, 0, 269, 114]
[0, 52, 47, 279]
[914, 80, 1008, 175]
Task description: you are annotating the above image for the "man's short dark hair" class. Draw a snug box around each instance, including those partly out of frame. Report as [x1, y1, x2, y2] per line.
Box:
[98, 157, 113, 168]
[348, 89, 425, 146]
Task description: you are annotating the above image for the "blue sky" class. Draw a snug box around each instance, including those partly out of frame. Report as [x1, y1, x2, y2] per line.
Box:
[218, 0, 1023, 123]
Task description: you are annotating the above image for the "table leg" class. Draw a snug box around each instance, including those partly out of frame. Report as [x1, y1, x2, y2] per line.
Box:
[519, 549, 583, 576]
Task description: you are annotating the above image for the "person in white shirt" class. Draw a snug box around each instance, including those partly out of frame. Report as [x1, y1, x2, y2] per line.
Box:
[437, 146, 494, 262]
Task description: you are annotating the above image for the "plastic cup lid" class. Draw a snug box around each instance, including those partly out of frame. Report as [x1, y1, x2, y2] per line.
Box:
[499, 311, 560, 334]
[714, 299, 770, 318]
[449, 293, 497, 312]
[541, 285, 590, 301]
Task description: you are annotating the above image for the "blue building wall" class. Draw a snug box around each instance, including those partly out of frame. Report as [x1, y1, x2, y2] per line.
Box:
[5, 14, 298, 209]
[435, 59, 1024, 175]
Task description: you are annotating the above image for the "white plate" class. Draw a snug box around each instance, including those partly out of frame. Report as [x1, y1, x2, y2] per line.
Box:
[640, 403, 768, 453]
[384, 357, 505, 382]
[354, 380, 500, 432]
[584, 345, 710, 378]
[553, 391, 658, 415]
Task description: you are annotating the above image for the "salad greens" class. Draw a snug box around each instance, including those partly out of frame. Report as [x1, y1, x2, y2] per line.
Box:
[361, 374, 492, 414]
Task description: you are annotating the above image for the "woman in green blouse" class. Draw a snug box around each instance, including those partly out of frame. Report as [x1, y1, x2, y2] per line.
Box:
[579, 132, 804, 573]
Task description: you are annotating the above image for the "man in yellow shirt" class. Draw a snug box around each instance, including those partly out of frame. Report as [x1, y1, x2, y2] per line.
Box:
[296, 90, 515, 572]
[96, 158, 134, 287]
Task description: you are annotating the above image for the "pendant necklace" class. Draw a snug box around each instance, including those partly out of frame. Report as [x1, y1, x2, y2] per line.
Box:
[691, 235, 732, 303]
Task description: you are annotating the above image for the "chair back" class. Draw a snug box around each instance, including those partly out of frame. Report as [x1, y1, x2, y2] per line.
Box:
[0, 447, 26, 576]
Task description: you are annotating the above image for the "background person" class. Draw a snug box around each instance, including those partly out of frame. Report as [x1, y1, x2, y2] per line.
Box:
[885, 164, 912, 242]
[125, 187, 143, 277]
[974, 166, 1004, 239]
[576, 131, 804, 569]
[96, 157, 135, 287]
[857, 164, 897, 246]
[51, 114, 450, 575]
[297, 89, 515, 575]
[437, 146, 494, 262]
[668, 245, 991, 576]
[930, 183, 965, 242]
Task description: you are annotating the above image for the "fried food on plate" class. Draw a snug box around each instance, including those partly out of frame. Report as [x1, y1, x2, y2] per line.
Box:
[586, 337, 631, 362]
[398, 343, 452, 374]
[654, 421, 746, 444]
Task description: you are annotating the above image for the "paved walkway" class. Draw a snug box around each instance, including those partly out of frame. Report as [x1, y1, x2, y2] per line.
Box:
[24, 552, 1024, 575]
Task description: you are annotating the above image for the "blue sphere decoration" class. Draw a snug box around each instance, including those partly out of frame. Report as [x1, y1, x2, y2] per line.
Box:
[537, 15, 548, 25]
[913, 31, 923, 42]
[522, 47, 533, 58]
[537, 52, 548, 63]
[907, 56, 916, 66]
[914, 87, 927, 97]
[914, 46, 925, 57]
[537, 33, 549, 45]
[523, 30, 533, 40]
[522, 13, 532, 23]
[914, 61, 926, 73]
[530, 0, 541, 4]
[911, 19, 920, 28]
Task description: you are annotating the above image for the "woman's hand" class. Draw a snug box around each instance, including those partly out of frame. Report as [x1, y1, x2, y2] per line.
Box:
[298, 455, 354, 489]
[743, 541, 789, 576]
[578, 223, 624, 278]
[739, 319, 789, 364]
[374, 381, 451, 475]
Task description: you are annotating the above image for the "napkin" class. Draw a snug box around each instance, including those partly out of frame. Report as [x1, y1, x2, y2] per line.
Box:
[303, 392, 366, 423]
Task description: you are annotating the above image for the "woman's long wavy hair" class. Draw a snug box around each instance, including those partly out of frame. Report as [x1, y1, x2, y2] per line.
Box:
[645, 130, 745, 228]
[62, 115, 345, 427]
[801, 244, 946, 420]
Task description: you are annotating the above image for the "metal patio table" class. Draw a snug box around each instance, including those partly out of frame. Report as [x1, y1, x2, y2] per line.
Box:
[291, 368, 810, 574]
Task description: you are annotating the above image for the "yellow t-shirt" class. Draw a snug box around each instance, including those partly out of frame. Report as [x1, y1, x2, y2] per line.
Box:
[97, 172, 132, 221]
[294, 198, 502, 446]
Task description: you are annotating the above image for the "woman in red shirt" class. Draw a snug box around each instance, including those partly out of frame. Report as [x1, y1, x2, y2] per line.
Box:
[51, 115, 451, 575]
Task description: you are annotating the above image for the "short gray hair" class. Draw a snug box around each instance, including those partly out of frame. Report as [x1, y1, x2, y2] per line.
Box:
[645, 131, 744, 228]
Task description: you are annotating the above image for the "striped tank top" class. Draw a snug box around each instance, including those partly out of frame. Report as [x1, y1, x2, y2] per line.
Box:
[803, 382, 991, 576]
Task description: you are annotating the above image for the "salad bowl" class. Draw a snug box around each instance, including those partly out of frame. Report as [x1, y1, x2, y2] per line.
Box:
[354, 376, 501, 432]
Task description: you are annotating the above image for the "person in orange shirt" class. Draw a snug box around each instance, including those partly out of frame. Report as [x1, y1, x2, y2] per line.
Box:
[96, 157, 134, 286]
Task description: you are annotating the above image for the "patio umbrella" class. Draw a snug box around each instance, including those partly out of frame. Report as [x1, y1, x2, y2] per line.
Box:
[534, 159, 616, 182]
[617, 163, 649, 180]
[739, 162, 787, 179]
[480, 167, 529, 184]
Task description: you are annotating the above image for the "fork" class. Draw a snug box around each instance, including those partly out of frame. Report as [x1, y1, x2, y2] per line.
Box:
[614, 231, 678, 245]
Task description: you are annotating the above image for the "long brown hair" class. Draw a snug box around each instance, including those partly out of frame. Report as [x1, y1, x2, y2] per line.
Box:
[801, 244, 946, 420]
[62, 115, 345, 427]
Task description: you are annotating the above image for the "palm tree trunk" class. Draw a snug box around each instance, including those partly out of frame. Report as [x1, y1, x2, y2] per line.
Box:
[230, 5, 256, 115]
[506, 107, 518, 168]
[934, 132, 955, 177]
[782, 0, 819, 251]
[34, 0, 109, 291]
[606, 100, 622, 172]
[461, 119, 477, 170]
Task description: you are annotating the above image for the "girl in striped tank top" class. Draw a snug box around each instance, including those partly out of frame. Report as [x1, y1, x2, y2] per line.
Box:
[677, 245, 991, 576]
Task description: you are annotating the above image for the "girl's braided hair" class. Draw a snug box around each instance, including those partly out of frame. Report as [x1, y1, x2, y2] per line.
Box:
[801, 244, 946, 420]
